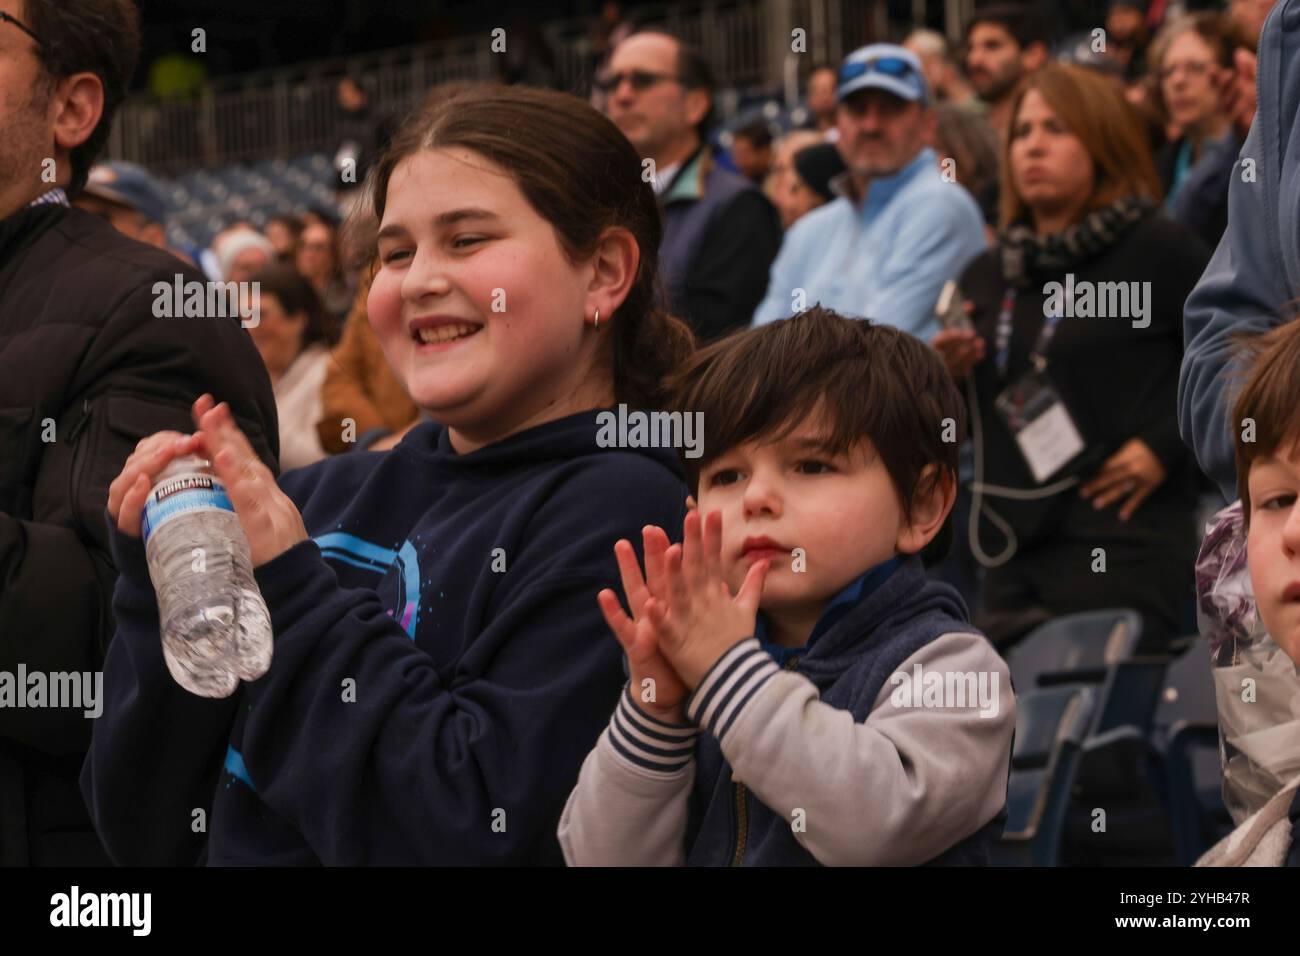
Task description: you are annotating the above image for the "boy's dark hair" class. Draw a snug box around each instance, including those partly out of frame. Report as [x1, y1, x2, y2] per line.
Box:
[732, 119, 774, 150]
[668, 306, 965, 562]
[26, 0, 141, 197]
[964, 3, 1048, 50]
[1232, 319, 1300, 525]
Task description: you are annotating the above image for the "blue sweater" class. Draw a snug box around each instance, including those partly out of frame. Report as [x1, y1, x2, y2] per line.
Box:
[81, 410, 688, 865]
[751, 147, 986, 339]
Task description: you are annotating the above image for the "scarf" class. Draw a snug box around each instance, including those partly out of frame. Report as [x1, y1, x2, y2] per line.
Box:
[997, 196, 1159, 289]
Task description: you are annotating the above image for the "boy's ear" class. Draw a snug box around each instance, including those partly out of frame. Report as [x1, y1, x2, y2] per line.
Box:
[895, 464, 956, 555]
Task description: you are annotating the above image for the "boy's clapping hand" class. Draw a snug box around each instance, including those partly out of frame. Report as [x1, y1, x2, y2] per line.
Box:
[598, 526, 692, 723]
[642, 510, 769, 690]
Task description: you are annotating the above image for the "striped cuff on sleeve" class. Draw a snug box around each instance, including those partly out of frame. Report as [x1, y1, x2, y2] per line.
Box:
[606, 684, 700, 774]
[685, 639, 781, 744]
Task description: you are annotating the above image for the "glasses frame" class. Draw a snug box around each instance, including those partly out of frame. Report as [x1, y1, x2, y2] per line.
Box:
[0, 10, 42, 48]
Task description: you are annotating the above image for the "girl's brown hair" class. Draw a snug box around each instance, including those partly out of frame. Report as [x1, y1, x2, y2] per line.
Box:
[999, 63, 1163, 229]
[367, 81, 696, 411]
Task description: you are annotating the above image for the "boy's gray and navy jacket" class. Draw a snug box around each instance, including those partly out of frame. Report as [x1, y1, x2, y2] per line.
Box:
[1178, 0, 1300, 503]
[558, 557, 1016, 866]
[81, 410, 688, 865]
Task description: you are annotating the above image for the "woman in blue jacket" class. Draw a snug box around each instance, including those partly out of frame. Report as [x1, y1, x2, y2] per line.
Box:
[82, 84, 696, 865]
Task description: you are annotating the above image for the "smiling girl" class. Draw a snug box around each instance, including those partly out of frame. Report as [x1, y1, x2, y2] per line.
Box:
[83, 83, 695, 865]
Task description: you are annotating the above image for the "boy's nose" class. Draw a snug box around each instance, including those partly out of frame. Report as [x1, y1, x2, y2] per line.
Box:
[1282, 505, 1300, 552]
[741, 476, 783, 518]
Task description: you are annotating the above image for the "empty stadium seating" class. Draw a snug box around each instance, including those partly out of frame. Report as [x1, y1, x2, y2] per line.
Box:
[161, 153, 340, 252]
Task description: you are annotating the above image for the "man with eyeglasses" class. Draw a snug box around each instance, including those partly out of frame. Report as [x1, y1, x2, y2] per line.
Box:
[0, 0, 279, 867]
[752, 44, 986, 342]
[602, 31, 781, 342]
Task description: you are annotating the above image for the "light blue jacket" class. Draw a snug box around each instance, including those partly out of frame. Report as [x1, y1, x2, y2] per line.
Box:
[751, 146, 986, 340]
[1178, 0, 1300, 502]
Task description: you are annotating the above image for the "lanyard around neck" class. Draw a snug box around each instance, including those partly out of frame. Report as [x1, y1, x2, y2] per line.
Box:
[995, 288, 1064, 380]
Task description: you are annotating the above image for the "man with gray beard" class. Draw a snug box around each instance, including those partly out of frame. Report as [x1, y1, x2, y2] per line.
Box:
[0, 0, 279, 865]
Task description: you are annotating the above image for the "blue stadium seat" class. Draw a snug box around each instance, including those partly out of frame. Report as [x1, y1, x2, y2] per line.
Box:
[1008, 609, 1143, 691]
[1151, 636, 1231, 864]
[152, 151, 344, 252]
[1003, 610, 1176, 864]
[993, 685, 1095, 866]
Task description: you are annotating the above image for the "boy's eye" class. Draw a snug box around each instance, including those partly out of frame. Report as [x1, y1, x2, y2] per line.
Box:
[380, 249, 410, 264]
[708, 468, 741, 487]
[1260, 493, 1297, 512]
[797, 459, 834, 475]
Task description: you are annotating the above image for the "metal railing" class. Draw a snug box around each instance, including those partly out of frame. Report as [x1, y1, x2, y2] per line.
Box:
[108, 0, 893, 176]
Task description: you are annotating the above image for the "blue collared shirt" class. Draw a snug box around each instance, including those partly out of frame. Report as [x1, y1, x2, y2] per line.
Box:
[754, 555, 903, 666]
[30, 187, 70, 208]
[752, 146, 986, 340]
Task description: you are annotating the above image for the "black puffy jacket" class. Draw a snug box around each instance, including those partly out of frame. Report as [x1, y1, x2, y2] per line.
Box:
[0, 202, 279, 865]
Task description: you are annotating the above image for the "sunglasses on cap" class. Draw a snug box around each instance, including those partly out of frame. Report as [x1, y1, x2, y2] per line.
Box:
[838, 56, 918, 86]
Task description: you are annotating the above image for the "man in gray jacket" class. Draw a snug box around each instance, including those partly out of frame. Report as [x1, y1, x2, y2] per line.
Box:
[1178, 0, 1299, 504]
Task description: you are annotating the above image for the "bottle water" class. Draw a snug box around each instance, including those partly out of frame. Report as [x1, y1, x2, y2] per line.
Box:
[142, 455, 273, 697]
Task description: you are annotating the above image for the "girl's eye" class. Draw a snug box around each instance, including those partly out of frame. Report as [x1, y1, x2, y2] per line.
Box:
[797, 460, 834, 475]
[453, 235, 486, 249]
[380, 249, 411, 264]
[1260, 493, 1297, 512]
[708, 468, 741, 487]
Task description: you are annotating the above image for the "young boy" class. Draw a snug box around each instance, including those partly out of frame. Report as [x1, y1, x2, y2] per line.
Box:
[558, 307, 1015, 865]
[1197, 321, 1300, 867]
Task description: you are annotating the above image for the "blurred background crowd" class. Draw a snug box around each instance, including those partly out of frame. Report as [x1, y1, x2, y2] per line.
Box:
[50, 0, 1278, 865]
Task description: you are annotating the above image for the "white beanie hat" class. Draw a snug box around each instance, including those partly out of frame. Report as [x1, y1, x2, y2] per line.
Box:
[215, 229, 276, 280]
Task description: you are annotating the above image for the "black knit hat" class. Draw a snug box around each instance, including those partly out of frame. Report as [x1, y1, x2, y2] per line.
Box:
[792, 143, 847, 203]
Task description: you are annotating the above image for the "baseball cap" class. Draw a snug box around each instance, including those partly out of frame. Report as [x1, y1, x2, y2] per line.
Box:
[836, 44, 929, 105]
[82, 161, 169, 225]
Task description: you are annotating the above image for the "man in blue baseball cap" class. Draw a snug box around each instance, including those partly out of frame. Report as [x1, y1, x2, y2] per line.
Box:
[75, 160, 169, 250]
[753, 43, 986, 341]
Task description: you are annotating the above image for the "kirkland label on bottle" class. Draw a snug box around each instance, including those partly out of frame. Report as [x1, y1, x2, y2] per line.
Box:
[142, 472, 236, 544]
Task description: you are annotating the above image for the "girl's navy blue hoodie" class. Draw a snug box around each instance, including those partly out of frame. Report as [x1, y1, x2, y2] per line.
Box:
[81, 409, 688, 865]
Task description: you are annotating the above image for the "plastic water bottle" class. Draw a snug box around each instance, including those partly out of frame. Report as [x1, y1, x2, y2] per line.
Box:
[142, 455, 273, 697]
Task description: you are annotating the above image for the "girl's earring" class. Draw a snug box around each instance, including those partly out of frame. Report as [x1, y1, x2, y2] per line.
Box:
[593, 308, 601, 331]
